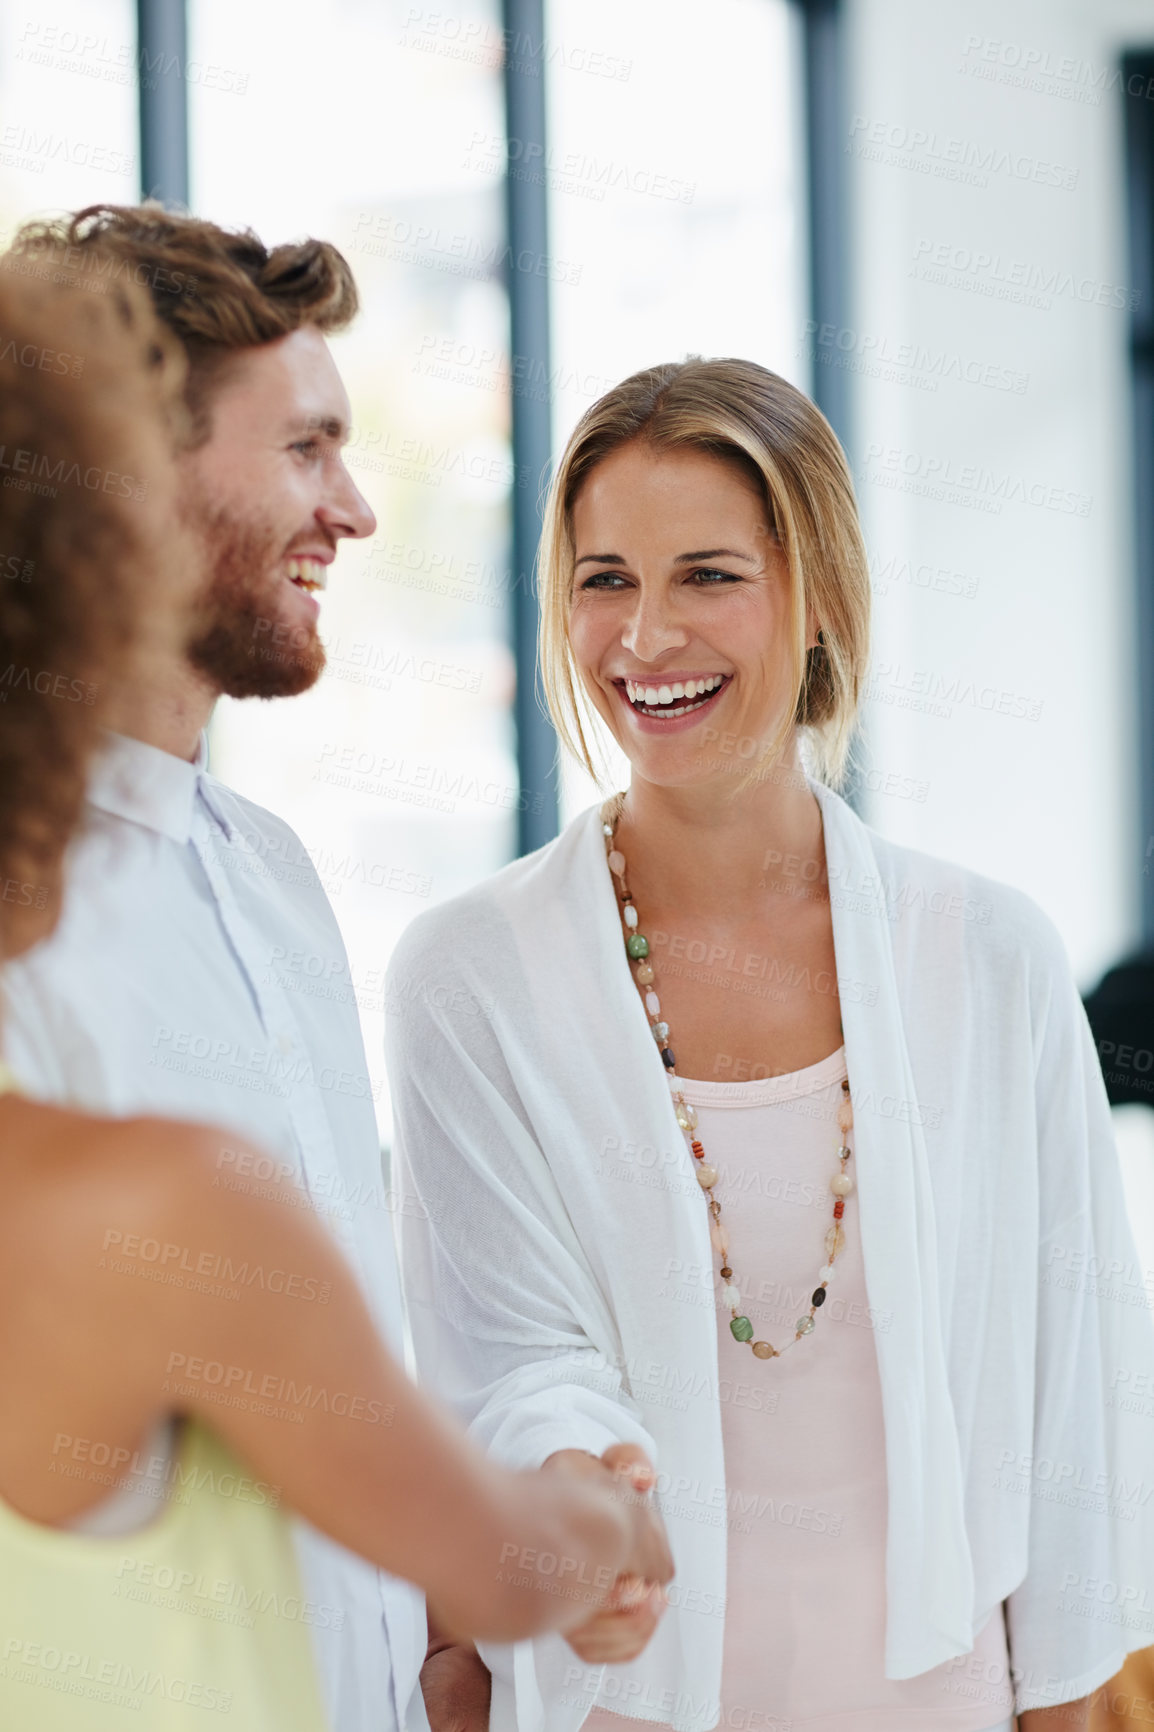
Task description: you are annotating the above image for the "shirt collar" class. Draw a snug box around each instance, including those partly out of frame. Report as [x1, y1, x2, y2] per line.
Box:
[185, 730, 238, 837]
[87, 730, 210, 844]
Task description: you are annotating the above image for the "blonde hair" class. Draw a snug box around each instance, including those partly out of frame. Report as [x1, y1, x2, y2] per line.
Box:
[537, 357, 871, 790]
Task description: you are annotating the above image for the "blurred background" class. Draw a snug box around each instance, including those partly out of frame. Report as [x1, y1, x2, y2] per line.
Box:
[3, 0, 1153, 1274]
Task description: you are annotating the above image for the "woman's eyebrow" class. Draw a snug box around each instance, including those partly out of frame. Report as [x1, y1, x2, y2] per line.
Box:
[673, 548, 757, 565]
[573, 547, 757, 568]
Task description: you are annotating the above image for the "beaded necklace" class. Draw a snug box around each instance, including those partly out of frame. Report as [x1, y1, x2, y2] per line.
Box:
[602, 794, 854, 1359]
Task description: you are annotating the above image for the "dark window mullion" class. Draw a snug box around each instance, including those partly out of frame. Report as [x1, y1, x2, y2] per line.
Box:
[1123, 52, 1154, 939]
[502, 0, 560, 855]
[137, 0, 190, 205]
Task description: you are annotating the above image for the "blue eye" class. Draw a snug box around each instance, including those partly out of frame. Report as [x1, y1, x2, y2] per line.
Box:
[578, 570, 629, 590]
[691, 567, 742, 585]
[291, 439, 322, 458]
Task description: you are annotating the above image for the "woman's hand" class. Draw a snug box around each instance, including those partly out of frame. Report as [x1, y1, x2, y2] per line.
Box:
[563, 1576, 669, 1664]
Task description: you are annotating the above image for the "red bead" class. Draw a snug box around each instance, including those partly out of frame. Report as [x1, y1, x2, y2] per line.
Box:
[833, 1199, 845, 1219]
[691, 1140, 705, 1159]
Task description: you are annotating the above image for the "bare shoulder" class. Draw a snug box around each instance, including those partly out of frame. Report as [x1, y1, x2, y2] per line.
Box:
[0, 1097, 305, 1291]
[1, 1094, 227, 1201]
[4, 1102, 351, 1413]
[82, 1112, 330, 1270]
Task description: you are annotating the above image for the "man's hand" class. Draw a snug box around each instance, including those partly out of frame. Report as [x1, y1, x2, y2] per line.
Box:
[542, 1442, 672, 1665]
[420, 1634, 491, 1732]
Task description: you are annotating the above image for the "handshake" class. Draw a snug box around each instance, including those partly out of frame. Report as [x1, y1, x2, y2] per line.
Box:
[541, 1441, 673, 1664]
[422, 1441, 672, 1729]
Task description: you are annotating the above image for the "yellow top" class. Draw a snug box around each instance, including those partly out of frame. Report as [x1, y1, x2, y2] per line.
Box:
[0, 1063, 331, 1730]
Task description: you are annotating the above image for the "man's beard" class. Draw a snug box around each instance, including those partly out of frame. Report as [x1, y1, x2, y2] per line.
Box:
[184, 502, 326, 699]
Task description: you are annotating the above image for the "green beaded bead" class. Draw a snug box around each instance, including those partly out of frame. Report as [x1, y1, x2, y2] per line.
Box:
[730, 1315, 754, 1343]
[626, 933, 650, 959]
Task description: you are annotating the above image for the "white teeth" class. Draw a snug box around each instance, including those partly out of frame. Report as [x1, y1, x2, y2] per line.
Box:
[286, 556, 327, 592]
[622, 675, 727, 712]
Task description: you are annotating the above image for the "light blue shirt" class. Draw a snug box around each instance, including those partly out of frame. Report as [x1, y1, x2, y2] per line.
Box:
[2, 730, 429, 1732]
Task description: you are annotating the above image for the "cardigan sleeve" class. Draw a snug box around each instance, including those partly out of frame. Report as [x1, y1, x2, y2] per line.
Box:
[385, 919, 658, 1476]
[1004, 915, 1154, 1714]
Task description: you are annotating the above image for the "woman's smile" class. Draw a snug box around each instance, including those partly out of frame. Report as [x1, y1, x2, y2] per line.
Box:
[567, 441, 800, 787]
[612, 672, 733, 730]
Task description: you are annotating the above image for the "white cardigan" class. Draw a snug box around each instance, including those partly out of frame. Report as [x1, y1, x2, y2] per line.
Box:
[387, 783, 1154, 1730]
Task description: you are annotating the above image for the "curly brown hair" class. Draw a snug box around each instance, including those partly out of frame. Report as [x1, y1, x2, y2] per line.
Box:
[4, 204, 358, 443]
[0, 270, 186, 958]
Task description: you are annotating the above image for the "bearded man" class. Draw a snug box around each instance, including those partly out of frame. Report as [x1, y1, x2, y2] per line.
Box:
[0, 204, 486, 1732]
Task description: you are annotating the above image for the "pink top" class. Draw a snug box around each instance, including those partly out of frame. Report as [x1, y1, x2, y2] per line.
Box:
[585, 1048, 1016, 1732]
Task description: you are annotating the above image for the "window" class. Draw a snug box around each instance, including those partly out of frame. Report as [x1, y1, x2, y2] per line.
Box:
[0, 0, 138, 239]
[543, 0, 809, 819]
[190, 0, 516, 1140]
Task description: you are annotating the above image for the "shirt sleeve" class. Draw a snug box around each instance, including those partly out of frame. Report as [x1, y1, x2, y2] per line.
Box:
[1004, 922, 1154, 1714]
[385, 923, 657, 1475]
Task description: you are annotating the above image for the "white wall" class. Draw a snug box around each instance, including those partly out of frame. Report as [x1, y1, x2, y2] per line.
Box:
[846, 0, 1154, 986]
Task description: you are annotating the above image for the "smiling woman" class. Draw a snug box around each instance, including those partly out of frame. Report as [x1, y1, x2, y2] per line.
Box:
[540, 358, 870, 792]
[389, 357, 1153, 1732]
